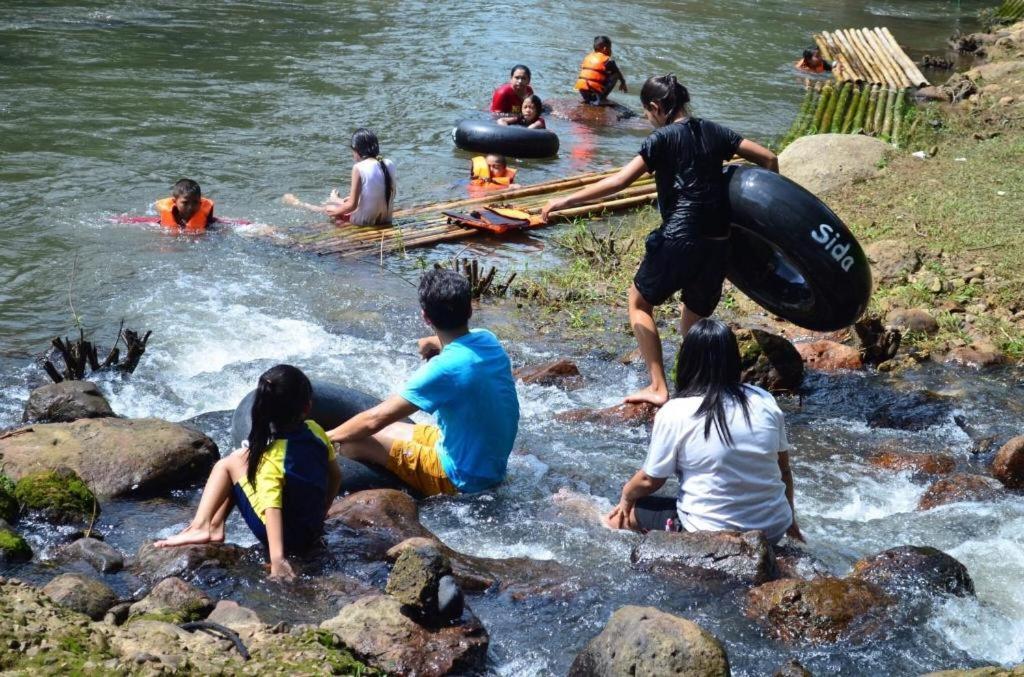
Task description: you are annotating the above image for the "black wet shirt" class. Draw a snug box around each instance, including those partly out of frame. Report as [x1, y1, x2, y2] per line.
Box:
[638, 118, 743, 239]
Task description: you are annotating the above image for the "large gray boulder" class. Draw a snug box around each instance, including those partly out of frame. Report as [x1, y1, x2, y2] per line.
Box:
[568, 605, 731, 676]
[0, 417, 218, 498]
[23, 380, 115, 423]
[631, 530, 779, 584]
[779, 134, 892, 197]
[42, 572, 118, 620]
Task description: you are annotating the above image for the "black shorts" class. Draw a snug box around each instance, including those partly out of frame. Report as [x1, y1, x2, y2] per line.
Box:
[633, 230, 730, 315]
[631, 495, 682, 532]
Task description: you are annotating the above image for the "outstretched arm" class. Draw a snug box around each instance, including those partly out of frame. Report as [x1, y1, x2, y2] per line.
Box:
[541, 155, 648, 221]
[778, 451, 804, 541]
[737, 139, 779, 173]
[264, 508, 295, 580]
[326, 394, 418, 444]
[325, 459, 342, 512]
[605, 469, 667, 530]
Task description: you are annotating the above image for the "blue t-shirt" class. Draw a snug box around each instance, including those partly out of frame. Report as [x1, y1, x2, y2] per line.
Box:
[400, 329, 520, 492]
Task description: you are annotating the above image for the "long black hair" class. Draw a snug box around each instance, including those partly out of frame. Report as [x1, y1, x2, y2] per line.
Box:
[350, 127, 392, 206]
[673, 319, 751, 446]
[246, 364, 313, 487]
[640, 74, 690, 121]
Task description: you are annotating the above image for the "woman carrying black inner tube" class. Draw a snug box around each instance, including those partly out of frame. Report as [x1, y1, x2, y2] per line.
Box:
[541, 74, 779, 406]
[603, 319, 803, 543]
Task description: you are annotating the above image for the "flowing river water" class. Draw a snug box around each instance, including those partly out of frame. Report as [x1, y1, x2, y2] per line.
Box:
[3, 1, 1024, 675]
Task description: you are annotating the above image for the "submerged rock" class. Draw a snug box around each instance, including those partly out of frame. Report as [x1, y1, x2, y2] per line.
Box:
[866, 391, 952, 431]
[133, 541, 245, 581]
[568, 605, 731, 677]
[918, 473, 1005, 510]
[773, 542, 833, 580]
[61, 536, 124, 573]
[735, 328, 803, 393]
[992, 436, 1024, 489]
[0, 417, 218, 498]
[321, 594, 488, 677]
[129, 576, 213, 623]
[554, 401, 659, 426]
[14, 467, 97, 524]
[631, 530, 779, 584]
[385, 541, 461, 623]
[925, 665, 1024, 677]
[851, 545, 974, 598]
[23, 380, 115, 423]
[795, 340, 863, 371]
[745, 577, 892, 644]
[514, 359, 583, 389]
[868, 448, 956, 475]
[42, 572, 118, 620]
[779, 133, 891, 197]
[0, 520, 32, 563]
[774, 659, 814, 677]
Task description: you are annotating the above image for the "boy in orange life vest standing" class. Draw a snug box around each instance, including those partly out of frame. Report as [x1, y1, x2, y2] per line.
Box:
[575, 36, 628, 105]
[154, 178, 216, 232]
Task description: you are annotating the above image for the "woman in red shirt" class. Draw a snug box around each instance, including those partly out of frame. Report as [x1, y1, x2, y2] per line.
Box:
[490, 64, 533, 123]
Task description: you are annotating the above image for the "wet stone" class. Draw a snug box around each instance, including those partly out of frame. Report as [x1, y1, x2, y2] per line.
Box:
[61, 536, 124, 573]
[129, 576, 213, 623]
[554, 402, 658, 426]
[384, 541, 459, 623]
[992, 435, 1024, 489]
[133, 541, 245, 582]
[23, 380, 115, 423]
[735, 328, 804, 393]
[795, 340, 864, 371]
[918, 473, 1005, 510]
[631, 529, 779, 584]
[866, 391, 953, 431]
[851, 545, 974, 598]
[868, 448, 956, 475]
[513, 359, 583, 389]
[774, 659, 814, 677]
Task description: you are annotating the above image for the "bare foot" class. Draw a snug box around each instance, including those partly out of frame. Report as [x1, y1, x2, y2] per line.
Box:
[154, 525, 213, 548]
[623, 385, 669, 407]
[282, 193, 301, 206]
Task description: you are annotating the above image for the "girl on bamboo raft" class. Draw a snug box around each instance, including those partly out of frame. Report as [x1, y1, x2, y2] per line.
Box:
[541, 74, 779, 407]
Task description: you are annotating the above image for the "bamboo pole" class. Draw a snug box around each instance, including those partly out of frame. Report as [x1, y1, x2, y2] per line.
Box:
[874, 87, 889, 135]
[823, 32, 859, 83]
[891, 88, 907, 146]
[846, 28, 890, 87]
[863, 28, 910, 89]
[881, 88, 897, 140]
[835, 29, 873, 84]
[829, 82, 852, 133]
[863, 84, 880, 134]
[785, 85, 816, 144]
[798, 84, 822, 137]
[813, 34, 833, 62]
[812, 84, 834, 133]
[841, 85, 863, 133]
[875, 27, 920, 87]
[853, 83, 871, 132]
[880, 27, 929, 86]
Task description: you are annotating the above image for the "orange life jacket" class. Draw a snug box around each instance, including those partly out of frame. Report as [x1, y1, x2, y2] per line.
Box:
[155, 197, 214, 231]
[470, 156, 517, 187]
[794, 58, 826, 74]
[575, 51, 610, 93]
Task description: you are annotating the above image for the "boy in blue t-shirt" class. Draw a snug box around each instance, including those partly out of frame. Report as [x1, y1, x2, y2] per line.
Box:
[327, 269, 520, 496]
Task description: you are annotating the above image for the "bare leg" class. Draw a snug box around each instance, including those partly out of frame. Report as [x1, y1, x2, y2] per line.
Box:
[679, 303, 703, 335]
[282, 194, 329, 213]
[337, 421, 416, 469]
[624, 283, 669, 406]
[155, 450, 248, 547]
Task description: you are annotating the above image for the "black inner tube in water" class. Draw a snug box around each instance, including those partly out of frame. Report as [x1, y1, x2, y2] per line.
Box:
[230, 380, 419, 497]
[452, 118, 559, 159]
[725, 165, 872, 331]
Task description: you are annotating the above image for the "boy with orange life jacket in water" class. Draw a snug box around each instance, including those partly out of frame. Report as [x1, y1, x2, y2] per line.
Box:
[154, 178, 216, 232]
[795, 47, 834, 74]
[575, 36, 628, 104]
[469, 154, 519, 190]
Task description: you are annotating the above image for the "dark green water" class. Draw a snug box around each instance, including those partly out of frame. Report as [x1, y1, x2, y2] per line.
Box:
[6, 2, 1024, 675]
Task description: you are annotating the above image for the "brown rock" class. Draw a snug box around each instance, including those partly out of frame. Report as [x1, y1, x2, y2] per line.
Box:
[61, 537, 124, 573]
[916, 86, 951, 102]
[992, 436, 1024, 489]
[320, 594, 488, 677]
[554, 402, 658, 426]
[868, 449, 956, 475]
[384, 542, 452, 617]
[206, 600, 262, 632]
[864, 240, 921, 284]
[326, 489, 433, 544]
[735, 328, 804, 393]
[0, 417, 218, 498]
[568, 605, 730, 677]
[129, 577, 213, 622]
[42, 572, 118, 620]
[851, 545, 974, 597]
[795, 340, 863, 371]
[514, 359, 583, 389]
[917, 473, 1005, 510]
[133, 542, 244, 581]
[773, 543, 833, 581]
[886, 308, 939, 334]
[774, 659, 814, 677]
[944, 343, 1005, 368]
[745, 577, 891, 644]
[631, 530, 779, 584]
[23, 380, 115, 423]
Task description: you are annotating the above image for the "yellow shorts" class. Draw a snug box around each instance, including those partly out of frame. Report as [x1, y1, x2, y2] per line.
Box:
[387, 424, 458, 497]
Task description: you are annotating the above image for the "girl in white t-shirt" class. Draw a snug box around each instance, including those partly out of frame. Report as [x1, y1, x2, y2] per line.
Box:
[283, 128, 396, 226]
[604, 319, 803, 544]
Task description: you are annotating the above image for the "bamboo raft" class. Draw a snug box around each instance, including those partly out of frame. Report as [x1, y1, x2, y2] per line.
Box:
[814, 27, 929, 89]
[293, 170, 657, 259]
[781, 80, 915, 148]
[997, 0, 1024, 21]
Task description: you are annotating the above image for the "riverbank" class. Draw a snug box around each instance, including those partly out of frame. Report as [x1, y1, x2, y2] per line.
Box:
[514, 20, 1024, 368]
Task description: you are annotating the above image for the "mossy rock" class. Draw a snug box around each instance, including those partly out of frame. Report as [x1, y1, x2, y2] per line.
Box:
[14, 467, 97, 524]
[0, 525, 32, 563]
[0, 474, 18, 522]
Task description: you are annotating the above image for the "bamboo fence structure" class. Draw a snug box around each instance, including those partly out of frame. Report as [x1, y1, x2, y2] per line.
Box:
[814, 27, 929, 89]
[997, 0, 1024, 20]
[291, 170, 659, 259]
[781, 80, 915, 148]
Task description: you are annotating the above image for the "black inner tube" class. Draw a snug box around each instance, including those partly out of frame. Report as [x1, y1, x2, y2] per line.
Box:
[452, 119, 559, 159]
